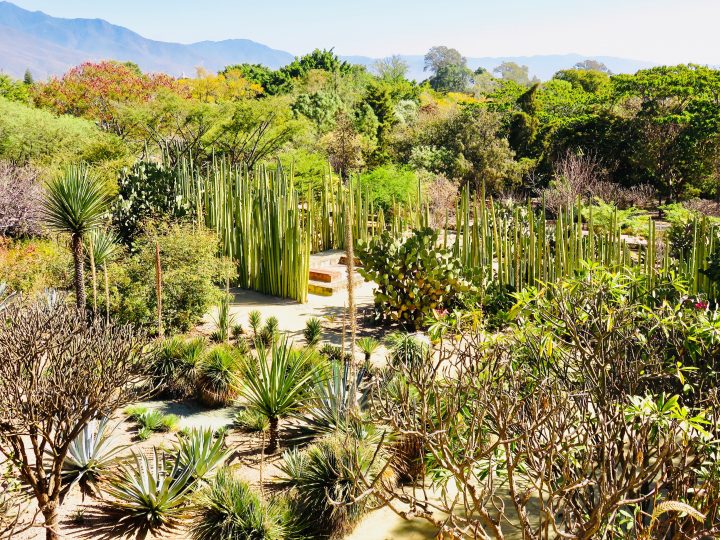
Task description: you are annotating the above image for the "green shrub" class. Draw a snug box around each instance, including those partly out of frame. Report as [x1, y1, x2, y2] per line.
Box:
[123, 405, 148, 420]
[278, 434, 393, 538]
[174, 428, 228, 481]
[137, 410, 179, 433]
[248, 310, 263, 338]
[234, 408, 270, 433]
[151, 337, 206, 398]
[358, 165, 419, 211]
[107, 223, 236, 334]
[581, 199, 649, 236]
[192, 468, 286, 540]
[197, 346, 243, 407]
[358, 227, 475, 329]
[0, 238, 72, 295]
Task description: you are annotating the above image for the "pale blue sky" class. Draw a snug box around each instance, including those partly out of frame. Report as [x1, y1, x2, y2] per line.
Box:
[8, 0, 719, 64]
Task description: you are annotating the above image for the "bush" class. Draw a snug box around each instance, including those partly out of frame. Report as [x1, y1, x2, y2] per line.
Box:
[303, 317, 323, 347]
[357, 165, 419, 211]
[233, 408, 270, 433]
[197, 346, 243, 407]
[278, 434, 393, 538]
[192, 468, 286, 540]
[0, 238, 72, 295]
[107, 223, 236, 334]
[151, 337, 206, 398]
[0, 161, 42, 236]
[358, 227, 476, 329]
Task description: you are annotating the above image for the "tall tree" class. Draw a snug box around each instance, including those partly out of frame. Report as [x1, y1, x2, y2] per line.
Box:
[424, 46, 466, 74]
[43, 164, 109, 309]
[375, 55, 409, 83]
[493, 61, 531, 85]
[574, 59, 611, 73]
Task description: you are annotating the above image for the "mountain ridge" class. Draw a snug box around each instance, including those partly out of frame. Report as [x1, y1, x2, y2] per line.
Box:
[0, 1, 656, 81]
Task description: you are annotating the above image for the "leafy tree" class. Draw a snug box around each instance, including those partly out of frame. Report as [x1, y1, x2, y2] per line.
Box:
[509, 83, 541, 158]
[0, 74, 29, 103]
[364, 82, 396, 149]
[375, 55, 409, 83]
[292, 91, 344, 132]
[493, 61, 531, 85]
[554, 68, 611, 93]
[43, 164, 110, 309]
[424, 46, 466, 74]
[32, 61, 182, 136]
[429, 64, 474, 93]
[23, 68, 33, 85]
[574, 59, 610, 73]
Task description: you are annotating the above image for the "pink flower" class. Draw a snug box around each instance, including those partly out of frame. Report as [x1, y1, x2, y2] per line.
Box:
[434, 308, 449, 319]
[694, 300, 708, 310]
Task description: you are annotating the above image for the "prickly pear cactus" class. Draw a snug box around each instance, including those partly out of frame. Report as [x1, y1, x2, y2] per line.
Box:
[357, 228, 474, 329]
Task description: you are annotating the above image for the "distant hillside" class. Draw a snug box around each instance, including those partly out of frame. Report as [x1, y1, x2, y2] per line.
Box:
[0, 1, 294, 79]
[0, 1, 655, 81]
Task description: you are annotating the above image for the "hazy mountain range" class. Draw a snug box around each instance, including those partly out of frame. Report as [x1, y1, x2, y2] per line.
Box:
[0, 1, 656, 81]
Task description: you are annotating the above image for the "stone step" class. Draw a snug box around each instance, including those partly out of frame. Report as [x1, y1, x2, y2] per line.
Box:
[308, 275, 364, 296]
[309, 268, 343, 283]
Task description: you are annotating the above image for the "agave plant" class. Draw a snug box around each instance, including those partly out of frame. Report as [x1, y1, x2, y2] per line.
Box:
[192, 468, 286, 540]
[174, 428, 228, 481]
[197, 346, 243, 407]
[290, 362, 371, 443]
[43, 164, 109, 309]
[277, 434, 393, 538]
[61, 418, 126, 500]
[303, 317, 323, 347]
[239, 337, 317, 452]
[102, 449, 196, 539]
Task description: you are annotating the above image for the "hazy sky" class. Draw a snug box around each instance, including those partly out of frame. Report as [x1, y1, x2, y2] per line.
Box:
[8, 0, 720, 64]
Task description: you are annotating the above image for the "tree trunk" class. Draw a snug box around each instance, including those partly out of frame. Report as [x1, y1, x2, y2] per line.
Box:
[267, 417, 279, 453]
[41, 504, 59, 540]
[71, 233, 86, 310]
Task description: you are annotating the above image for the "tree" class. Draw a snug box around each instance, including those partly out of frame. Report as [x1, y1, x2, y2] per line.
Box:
[424, 46, 466, 74]
[323, 112, 366, 178]
[22, 69, 33, 85]
[574, 59, 610, 73]
[43, 164, 110, 309]
[374, 55, 409, 83]
[364, 82, 396, 148]
[429, 64, 474, 93]
[0, 299, 150, 540]
[493, 61, 531, 85]
[554, 68, 611, 93]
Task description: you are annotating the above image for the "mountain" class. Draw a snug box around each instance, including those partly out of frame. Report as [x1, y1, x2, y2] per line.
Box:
[0, 1, 294, 79]
[343, 54, 657, 82]
[0, 1, 655, 81]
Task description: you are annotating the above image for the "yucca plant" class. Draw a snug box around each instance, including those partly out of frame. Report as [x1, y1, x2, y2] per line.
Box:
[212, 293, 235, 344]
[43, 164, 110, 309]
[356, 336, 380, 367]
[102, 450, 196, 539]
[197, 346, 243, 407]
[62, 418, 126, 499]
[248, 310, 262, 338]
[151, 337, 205, 398]
[303, 317, 323, 347]
[277, 434, 393, 538]
[239, 337, 317, 452]
[259, 316, 280, 347]
[174, 428, 228, 481]
[87, 228, 121, 322]
[192, 468, 286, 540]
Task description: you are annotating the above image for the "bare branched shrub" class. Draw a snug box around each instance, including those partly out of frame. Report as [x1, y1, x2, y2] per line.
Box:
[0, 298, 150, 540]
[0, 161, 42, 236]
[684, 198, 720, 218]
[422, 173, 459, 227]
[356, 270, 720, 539]
[543, 151, 604, 213]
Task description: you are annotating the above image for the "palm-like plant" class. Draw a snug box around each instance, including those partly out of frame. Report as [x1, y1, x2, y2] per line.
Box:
[62, 418, 126, 500]
[356, 336, 380, 367]
[87, 228, 120, 323]
[240, 337, 317, 452]
[43, 164, 109, 309]
[102, 449, 196, 539]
